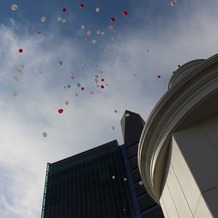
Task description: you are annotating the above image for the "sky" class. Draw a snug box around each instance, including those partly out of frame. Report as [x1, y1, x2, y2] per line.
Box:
[0, 0, 218, 217]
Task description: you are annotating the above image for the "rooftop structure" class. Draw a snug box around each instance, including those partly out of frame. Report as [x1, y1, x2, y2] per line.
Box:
[138, 53, 218, 218]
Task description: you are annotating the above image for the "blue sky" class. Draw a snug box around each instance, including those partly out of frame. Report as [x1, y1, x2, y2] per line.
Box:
[1, 0, 218, 217]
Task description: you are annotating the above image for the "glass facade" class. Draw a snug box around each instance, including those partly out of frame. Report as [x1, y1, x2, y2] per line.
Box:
[42, 141, 135, 218]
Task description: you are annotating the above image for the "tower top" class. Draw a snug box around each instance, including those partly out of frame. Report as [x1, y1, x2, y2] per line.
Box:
[168, 59, 205, 89]
[120, 110, 145, 146]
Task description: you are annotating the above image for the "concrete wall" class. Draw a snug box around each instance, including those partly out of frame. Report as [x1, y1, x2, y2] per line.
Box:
[160, 115, 218, 218]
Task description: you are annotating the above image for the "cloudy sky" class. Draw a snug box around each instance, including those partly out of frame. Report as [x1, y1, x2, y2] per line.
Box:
[0, 0, 218, 217]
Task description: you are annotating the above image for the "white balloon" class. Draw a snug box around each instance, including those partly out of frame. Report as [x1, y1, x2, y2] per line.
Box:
[12, 91, 17, 97]
[41, 16, 46, 23]
[11, 4, 18, 11]
[13, 75, 19, 81]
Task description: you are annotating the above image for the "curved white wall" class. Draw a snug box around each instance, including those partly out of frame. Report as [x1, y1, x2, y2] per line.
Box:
[138, 53, 218, 218]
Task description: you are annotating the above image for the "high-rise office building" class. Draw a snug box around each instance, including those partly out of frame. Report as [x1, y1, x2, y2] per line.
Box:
[41, 110, 164, 218]
[138, 54, 218, 218]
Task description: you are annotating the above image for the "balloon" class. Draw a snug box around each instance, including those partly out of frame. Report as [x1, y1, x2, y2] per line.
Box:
[65, 101, 69, 105]
[86, 31, 91, 36]
[123, 11, 128, 16]
[96, 30, 101, 35]
[100, 85, 104, 89]
[81, 25, 85, 30]
[11, 4, 18, 11]
[157, 74, 161, 78]
[12, 91, 17, 97]
[111, 37, 116, 42]
[92, 39, 97, 44]
[125, 113, 130, 117]
[13, 76, 19, 81]
[80, 3, 85, 8]
[171, 0, 176, 6]
[112, 176, 115, 179]
[124, 178, 127, 181]
[110, 17, 116, 22]
[77, 83, 81, 87]
[18, 48, 23, 53]
[57, 17, 62, 22]
[108, 25, 114, 30]
[62, 8, 67, 12]
[61, 19, 66, 23]
[58, 109, 64, 113]
[95, 7, 100, 12]
[41, 17, 46, 22]
[42, 132, 47, 137]
[17, 68, 23, 73]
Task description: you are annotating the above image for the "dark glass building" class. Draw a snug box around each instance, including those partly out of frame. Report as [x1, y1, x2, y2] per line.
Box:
[41, 111, 164, 218]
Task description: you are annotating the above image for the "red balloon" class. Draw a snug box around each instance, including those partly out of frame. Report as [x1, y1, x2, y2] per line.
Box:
[157, 74, 161, 78]
[62, 8, 67, 12]
[18, 48, 23, 53]
[101, 78, 104, 82]
[58, 109, 64, 113]
[123, 11, 128, 16]
[81, 87, 85, 90]
[80, 3, 85, 8]
[100, 85, 104, 89]
[110, 17, 116, 22]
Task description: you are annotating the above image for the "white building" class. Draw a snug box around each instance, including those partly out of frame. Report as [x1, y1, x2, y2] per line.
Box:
[138, 54, 218, 218]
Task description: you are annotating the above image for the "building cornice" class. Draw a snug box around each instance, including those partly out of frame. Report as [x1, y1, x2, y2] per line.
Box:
[138, 53, 218, 203]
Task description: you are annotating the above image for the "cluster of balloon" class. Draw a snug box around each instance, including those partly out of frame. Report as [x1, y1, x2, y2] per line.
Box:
[10, 2, 132, 139]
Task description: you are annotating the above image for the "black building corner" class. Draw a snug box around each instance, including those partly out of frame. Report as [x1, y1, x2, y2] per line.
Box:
[41, 110, 164, 218]
[120, 111, 164, 218]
